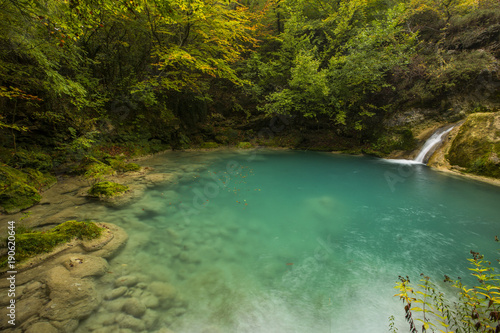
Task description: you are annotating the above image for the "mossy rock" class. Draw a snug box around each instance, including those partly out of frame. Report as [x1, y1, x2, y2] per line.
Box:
[88, 181, 128, 197]
[447, 112, 500, 178]
[108, 158, 141, 172]
[83, 162, 115, 181]
[0, 165, 57, 213]
[0, 220, 103, 268]
[200, 142, 219, 149]
[25, 168, 57, 190]
[237, 142, 253, 149]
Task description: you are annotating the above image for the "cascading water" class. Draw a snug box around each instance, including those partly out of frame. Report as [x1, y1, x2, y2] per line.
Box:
[384, 126, 454, 165]
[413, 126, 454, 163]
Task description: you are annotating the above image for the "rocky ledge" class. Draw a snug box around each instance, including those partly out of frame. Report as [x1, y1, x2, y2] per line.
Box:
[0, 223, 128, 333]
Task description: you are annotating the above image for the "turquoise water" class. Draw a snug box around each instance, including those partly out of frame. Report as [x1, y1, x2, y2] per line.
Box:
[78, 150, 500, 332]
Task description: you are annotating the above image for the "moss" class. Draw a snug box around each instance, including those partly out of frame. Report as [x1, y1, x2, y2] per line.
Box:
[237, 142, 253, 149]
[447, 112, 500, 178]
[24, 169, 57, 190]
[0, 165, 56, 213]
[83, 162, 114, 181]
[108, 158, 141, 172]
[88, 181, 128, 197]
[0, 221, 103, 267]
[200, 142, 219, 149]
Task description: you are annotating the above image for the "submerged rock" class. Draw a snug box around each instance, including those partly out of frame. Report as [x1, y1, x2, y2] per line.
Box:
[25, 321, 58, 333]
[122, 297, 147, 318]
[143, 309, 160, 329]
[149, 281, 177, 302]
[50, 319, 79, 332]
[61, 254, 109, 278]
[141, 294, 160, 308]
[116, 313, 146, 331]
[114, 275, 139, 287]
[41, 266, 101, 321]
[104, 286, 128, 300]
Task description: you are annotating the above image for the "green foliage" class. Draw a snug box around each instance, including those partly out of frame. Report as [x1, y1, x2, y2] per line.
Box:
[395, 247, 500, 332]
[83, 162, 114, 184]
[237, 142, 253, 149]
[0, 221, 103, 268]
[200, 142, 220, 149]
[10, 150, 53, 172]
[88, 181, 128, 197]
[255, 1, 417, 131]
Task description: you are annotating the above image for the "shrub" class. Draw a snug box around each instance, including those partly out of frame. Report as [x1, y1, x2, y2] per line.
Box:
[200, 142, 219, 149]
[11, 150, 53, 172]
[395, 246, 500, 332]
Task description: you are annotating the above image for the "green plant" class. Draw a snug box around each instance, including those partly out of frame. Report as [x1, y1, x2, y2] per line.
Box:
[395, 243, 500, 332]
[11, 150, 53, 172]
[108, 158, 141, 172]
[200, 142, 219, 149]
[83, 162, 114, 185]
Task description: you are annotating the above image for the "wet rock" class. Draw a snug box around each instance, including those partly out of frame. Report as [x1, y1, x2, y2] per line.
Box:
[21, 281, 43, 297]
[102, 298, 127, 312]
[122, 298, 147, 318]
[51, 319, 79, 333]
[144, 173, 175, 186]
[116, 313, 146, 331]
[129, 287, 144, 298]
[80, 312, 114, 331]
[25, 322, 58, 333]
[93, 327, 118, 333]
[16, 296, 47, 323]
[61, 254, 109, 278]
[104, 286, 128, 300]
[115, 275, 138, 287]
[41, 266, 100, 321]
[91, 223, 129, 259]
[137, 282, 148, 289]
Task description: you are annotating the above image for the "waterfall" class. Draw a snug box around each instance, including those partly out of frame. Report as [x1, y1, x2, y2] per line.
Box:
[413, 126, 454, 163]
[383, 126, 454, 165]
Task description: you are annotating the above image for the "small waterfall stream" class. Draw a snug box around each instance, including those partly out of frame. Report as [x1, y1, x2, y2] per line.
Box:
[413, 126, 454, 163]
[384, 125, 454, 165]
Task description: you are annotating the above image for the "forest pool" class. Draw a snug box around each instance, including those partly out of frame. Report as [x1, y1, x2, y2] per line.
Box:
[75, 150, 500, 333]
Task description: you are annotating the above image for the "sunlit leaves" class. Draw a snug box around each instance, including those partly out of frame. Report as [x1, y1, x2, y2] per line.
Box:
[395, 248, 500, 333]
[144, 0, 258, 93]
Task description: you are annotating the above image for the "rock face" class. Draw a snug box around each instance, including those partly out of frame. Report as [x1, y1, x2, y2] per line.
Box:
[0, 223, 128, 332]
[446, 112, 500, 178]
